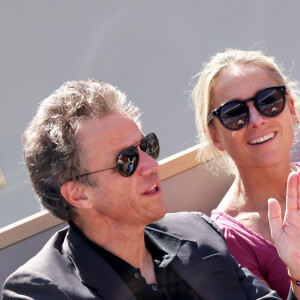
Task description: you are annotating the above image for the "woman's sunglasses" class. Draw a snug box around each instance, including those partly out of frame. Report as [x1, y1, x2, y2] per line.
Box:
[77, 133, 160, 178]
[208, 86, 286, 131]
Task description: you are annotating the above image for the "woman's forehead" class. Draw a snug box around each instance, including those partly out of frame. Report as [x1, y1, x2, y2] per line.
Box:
[211, 65, 278, 103]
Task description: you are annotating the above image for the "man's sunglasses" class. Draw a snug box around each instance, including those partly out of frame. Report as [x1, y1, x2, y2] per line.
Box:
[77, 133, 160, 178]
[208, 86, 286, 131]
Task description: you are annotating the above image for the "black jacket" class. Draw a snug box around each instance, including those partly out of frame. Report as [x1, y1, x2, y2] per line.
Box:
[2, 212, 295, 299]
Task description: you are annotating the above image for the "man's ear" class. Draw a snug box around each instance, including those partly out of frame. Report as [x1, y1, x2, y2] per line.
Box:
[61, 181, 92, 209]
[209, 127, 225, 151]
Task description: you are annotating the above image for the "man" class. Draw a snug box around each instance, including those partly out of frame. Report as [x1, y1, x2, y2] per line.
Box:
[2, 79, 299, 299]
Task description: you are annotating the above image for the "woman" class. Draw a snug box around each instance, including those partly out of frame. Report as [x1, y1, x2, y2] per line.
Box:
[192, 49, 300, 299]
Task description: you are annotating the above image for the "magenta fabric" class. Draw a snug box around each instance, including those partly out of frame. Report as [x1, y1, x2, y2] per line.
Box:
[211, 209, 290, 300]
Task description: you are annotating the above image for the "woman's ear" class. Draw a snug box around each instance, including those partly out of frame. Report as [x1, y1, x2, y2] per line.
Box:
[287, 96, 298, 124]
[209, 126, 225, 151]
[61, 181, 92, 209]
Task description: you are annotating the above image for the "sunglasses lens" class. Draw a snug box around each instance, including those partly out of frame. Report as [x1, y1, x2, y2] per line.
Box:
[257, 88, 285, 117]
[220, 101, 248, 130]
[116, 146, 139, 177]
[140, 133, 160, 159]
[115, 133, 159, 177]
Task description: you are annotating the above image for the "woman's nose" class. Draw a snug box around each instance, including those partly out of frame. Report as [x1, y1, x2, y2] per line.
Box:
[247, 103, 267, 128]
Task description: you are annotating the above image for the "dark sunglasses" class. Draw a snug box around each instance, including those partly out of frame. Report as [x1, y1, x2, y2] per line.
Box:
[77, 133, 160, 178]
[208, 86, 286, 131]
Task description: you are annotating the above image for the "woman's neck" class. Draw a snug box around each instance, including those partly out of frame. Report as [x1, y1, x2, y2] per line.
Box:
[218, 162, 293, 214]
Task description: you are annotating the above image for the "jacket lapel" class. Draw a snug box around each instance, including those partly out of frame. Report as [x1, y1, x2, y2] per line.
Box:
[63, 226, 137, 300]
[171, 240, 248, 300]
[146, 226, 247, 300]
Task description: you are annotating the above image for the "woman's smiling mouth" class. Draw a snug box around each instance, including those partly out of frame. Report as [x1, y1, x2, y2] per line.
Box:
[248, 132, 276, 145]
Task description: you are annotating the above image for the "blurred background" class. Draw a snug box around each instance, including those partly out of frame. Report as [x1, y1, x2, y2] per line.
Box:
[1, 0, 300, 227]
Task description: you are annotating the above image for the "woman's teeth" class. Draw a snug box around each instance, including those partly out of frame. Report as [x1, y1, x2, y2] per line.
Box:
[249, 132, 275, 145]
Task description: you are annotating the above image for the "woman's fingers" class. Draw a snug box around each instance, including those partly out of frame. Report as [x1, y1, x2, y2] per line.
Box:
[285, 171, 299, 211]
[268, 198, 282, 243]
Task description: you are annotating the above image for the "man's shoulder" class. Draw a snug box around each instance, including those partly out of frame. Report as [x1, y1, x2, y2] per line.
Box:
[4, 227, 69, 284]
[147, 212, 231, 264]
[1, 226, 85, 299]
[22, 227, 69, 270]
[149, 211, 225, 241]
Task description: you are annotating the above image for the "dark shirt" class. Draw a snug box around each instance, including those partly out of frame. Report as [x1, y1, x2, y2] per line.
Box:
[69, 222, 201, 300]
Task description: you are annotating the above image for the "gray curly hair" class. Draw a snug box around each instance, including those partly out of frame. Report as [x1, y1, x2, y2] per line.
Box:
[23, 79, 141, 221]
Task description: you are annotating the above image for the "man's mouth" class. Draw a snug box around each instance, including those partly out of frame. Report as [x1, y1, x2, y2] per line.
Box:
[146, 184, 158, 194]
[248, 132, 275, 145]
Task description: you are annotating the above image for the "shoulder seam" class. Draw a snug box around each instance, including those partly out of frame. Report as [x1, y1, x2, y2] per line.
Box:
[195, 212, 226, 241]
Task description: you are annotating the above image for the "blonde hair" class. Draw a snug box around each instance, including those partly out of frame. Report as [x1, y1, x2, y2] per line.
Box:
[191, 49, 300, 172]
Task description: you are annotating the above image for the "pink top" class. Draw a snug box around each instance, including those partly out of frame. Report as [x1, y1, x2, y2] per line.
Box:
[211, 210, 289, 300]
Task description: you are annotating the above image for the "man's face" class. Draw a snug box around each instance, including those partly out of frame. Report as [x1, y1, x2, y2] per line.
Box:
[77, 111, 167, 226]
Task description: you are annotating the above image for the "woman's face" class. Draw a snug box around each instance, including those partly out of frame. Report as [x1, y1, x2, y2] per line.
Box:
[209, 64, 298, 170]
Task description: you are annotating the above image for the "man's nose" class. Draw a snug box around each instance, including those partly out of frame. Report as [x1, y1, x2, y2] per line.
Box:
[137, 149, 159, 176]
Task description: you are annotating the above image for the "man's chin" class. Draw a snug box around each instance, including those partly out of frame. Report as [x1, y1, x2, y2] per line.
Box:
[153, 205, 168, 223]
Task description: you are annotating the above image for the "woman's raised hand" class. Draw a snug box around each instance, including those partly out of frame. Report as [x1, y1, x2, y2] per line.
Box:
[268, 170, 300, 296]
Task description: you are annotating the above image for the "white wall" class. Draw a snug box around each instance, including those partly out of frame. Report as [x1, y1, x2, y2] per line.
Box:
[1, 0, 300, 227]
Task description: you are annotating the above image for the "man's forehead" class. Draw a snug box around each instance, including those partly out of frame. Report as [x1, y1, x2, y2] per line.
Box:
[77, 113, 142, 158]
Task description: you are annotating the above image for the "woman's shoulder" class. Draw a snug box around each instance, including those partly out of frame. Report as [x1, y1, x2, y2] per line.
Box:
[211, 210, 276, 249]
[211, 209, 245, 232]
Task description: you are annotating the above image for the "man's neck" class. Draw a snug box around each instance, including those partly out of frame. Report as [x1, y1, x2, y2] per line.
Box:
[73, 215, 157, 284]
